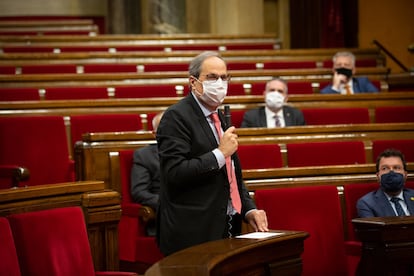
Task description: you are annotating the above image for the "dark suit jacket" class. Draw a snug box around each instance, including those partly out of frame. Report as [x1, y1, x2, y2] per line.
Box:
[357, 187, 414, 217]
[156, 93, 256, 256]
[240, 106, 306, 128]
[320, 77, 379, 94]
[130, 144, 160, 210]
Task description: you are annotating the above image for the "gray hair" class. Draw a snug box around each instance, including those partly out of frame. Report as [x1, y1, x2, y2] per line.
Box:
[188, 51, 225, 78]
[266, 77, 288, 94]
[333, 51, 356, 67]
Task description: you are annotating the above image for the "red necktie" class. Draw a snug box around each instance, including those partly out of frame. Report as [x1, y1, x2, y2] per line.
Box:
[210, 112, 242, 214]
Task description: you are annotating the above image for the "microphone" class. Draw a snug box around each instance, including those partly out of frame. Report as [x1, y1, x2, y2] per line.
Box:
[224, 105, 232, 128]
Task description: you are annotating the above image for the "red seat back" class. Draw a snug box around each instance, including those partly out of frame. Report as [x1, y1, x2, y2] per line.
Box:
[45, 87, 110, 100]
[372, 139, 414, 162]
[0, 87, 41, 101]
[114, 84, 185, 98]
[8, 207, 96, 276]
[0, 217, 21, 276]
[255, 185, 348, 275]
[237, 144, 283, 169]
[375, 106, 414, 123]
[343, 182, 379, 241]
[286, 141, 366, 167]
[69, 114, 143, 148]
[0, 116, 74, 186]
[301, 107, 370, 125]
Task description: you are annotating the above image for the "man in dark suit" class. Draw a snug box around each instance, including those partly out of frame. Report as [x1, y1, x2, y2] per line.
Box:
[156, 51, 269, 256]
[357, 149, 414, 217]
[321, 51, 379, 94]
[130, 111, 164, 235]
[241, 77, 305, 128]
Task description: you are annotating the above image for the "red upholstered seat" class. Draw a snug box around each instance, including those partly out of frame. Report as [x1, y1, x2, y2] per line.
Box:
[237, 144, 283, 169]
[0, 65, 16, 74]
[375, 106, 414, 123]
[229, 110, 245, 128]
[45, 87, 110, 100]
[114, 84, 186, 98]
[21, 64, 77, 74]
[286, 141, 366, 167]
[301, 107, 371, 125]
[8, 206, 137, 276]
[83, 64, 139, 73]
[117, 150, 163, 272]
[0, 116, 74, 187]
[0, 87, 41, 101]
[263, 60, 317, 69]
[140, 63, 189, 72]
[287, 82, 315, 94]
[255, 185, 348, 275]
[372, 139, 414, 162]
[69, 114, 143, 149]
[0, 217, 21, 276]
[342, 182, 379, 275]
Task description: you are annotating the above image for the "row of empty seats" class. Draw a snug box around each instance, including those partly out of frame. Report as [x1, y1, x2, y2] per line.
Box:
[0, 58, 381, 74]
[1, 114, 413, 189]
[0, 80, 387, 102]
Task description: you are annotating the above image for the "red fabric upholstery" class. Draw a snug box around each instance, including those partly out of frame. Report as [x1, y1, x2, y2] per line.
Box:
[301, 107, 370, 125]
[227, 62, 257, 70]
[114, 85, 184, 98]
[21, 64, 77, 74]
[0, 217, 21, 276]
[0, 116, 74, 186]
[225, 43, 275, 50]
[69, 114, 143, 148]
[8, 207, 136, 276]
[237, 144, 283, 169]
[343, 183, 378, 241]
[375, 106, 414, 123]
[263, 61, 317, 69]
[45, 87, 109, 100]
[230, 110, 245, 128]
[83, 64, 139, 73]
[118, 150, 163, 265]
[0, 87, 41, 101]
[372, 139, 414, 162]
[323, 59, 378, 68]
[255, 185, 348, 275]
[342, 182, 378, 276]
[286, 141, 366, 167]
[141, 63, 189, 72]
[8, 207, 96, 276]
[1, 46, 55, 53]
[0, 65, 16, 74]
[287, 82, 315, 94]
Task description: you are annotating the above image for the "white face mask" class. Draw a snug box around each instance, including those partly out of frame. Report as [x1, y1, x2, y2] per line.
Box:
[265, 91, 285, 110]
[196, 78, 228, 106]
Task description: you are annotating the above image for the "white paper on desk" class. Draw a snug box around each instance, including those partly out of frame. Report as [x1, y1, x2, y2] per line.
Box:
[235, 232, 283, 239]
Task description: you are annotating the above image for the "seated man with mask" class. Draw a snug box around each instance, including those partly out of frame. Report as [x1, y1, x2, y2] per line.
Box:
[321, 51, 379, 94]
[357, 148, 414, 217]
[241, 77, 305, 128]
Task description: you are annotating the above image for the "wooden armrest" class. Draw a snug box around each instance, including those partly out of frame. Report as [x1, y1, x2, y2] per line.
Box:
[0, 165, 30, 188]
[138, 205, 156, 223]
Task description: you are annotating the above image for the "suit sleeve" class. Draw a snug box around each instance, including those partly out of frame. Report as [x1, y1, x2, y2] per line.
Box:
[130, 148, 159, 209]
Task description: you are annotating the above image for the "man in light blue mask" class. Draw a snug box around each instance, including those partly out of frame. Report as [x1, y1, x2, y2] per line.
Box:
[357, 149, 414, 217]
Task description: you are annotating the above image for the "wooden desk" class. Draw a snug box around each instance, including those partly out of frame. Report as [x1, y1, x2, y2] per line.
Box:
[352, 216, 414, 276]
[145, 230, 309, 276]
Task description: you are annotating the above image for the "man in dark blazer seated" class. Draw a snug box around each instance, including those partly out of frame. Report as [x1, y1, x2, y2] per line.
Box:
[321, 51, 379, 94]
[241, 77, 305, 128]
[357, 148, 414, 217]
[130, 111, 164, 235]
[156, 51, 269, 256]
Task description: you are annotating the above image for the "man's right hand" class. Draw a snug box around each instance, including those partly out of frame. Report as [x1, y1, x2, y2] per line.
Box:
[219, 126, 238, 158]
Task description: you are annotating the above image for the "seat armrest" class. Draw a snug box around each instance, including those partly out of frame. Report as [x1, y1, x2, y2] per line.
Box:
[122, 202, 156, 223]
[0, 165, 30, 188]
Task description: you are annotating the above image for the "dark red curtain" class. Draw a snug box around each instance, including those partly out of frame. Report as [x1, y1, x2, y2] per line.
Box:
[290, 0, 358, 48]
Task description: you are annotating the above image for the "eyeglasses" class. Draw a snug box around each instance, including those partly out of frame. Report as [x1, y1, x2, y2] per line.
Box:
[199, 73, 231, 82]
[379, 165, 404, 173]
